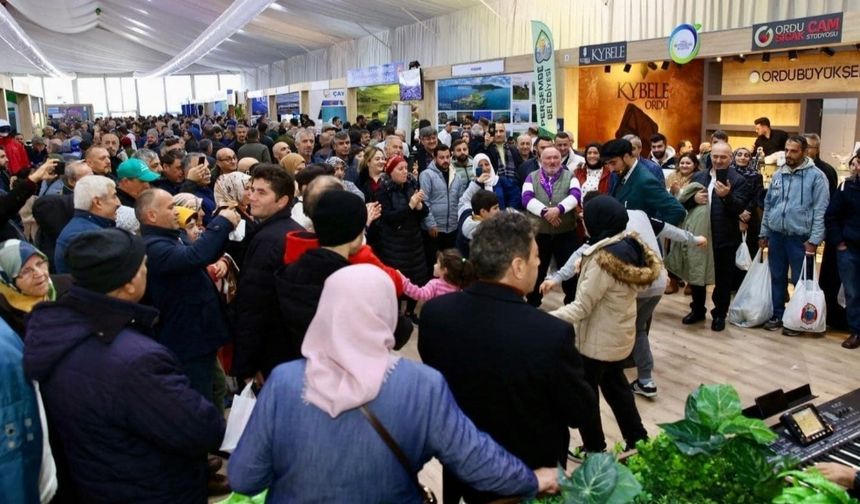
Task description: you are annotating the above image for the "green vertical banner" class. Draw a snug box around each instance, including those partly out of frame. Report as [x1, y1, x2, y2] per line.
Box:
[531, 20, 557, 138]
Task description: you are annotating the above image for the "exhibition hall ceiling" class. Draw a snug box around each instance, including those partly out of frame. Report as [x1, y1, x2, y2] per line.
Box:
[0, 0, 478, 75]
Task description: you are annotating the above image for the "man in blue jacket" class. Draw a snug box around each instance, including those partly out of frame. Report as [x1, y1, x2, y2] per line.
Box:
[54, 175, 119, 273]
[136, 188, 241, 401]
[759, 135, 830, 335]
[24, 228, 225, 503]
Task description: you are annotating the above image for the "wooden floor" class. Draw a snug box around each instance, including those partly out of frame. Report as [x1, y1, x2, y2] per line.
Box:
[214, 286, 854, 503]
[405, 287, 856, 503]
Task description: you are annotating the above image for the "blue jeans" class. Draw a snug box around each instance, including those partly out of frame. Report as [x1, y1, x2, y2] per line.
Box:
[837, 247, 860, 333]
[768, 232, 810, 319]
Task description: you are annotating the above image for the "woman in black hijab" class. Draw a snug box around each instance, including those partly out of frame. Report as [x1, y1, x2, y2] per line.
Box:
[550, 195, 661, 452]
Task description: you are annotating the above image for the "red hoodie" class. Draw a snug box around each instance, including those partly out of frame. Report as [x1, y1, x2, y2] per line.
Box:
[0, 137, 30, 175]
[283, 230, 404, 296]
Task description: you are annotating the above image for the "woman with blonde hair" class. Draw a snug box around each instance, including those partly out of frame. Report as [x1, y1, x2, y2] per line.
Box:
[279, 153, 306, 177]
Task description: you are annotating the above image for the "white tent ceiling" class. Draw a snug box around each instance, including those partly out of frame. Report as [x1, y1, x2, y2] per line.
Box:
[0, 0, 480, 76]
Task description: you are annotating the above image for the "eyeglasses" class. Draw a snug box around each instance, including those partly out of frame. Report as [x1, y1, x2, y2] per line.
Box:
[218, 155, 237, 161]
[18, 258, 49, 280]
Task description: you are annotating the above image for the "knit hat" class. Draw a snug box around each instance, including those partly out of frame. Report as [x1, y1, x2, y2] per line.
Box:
[66, 229, 145, 293]
[311, 191, 367, 246]
[384, 156, 406, 175]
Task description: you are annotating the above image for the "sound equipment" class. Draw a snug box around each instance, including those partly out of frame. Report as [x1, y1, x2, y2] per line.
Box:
[769, 387, 860, 468]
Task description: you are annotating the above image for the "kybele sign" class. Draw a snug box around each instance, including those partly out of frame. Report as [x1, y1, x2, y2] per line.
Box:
[751, 12, 843, 51]
[579, 41, 627, 65]
[531, 20, 557, 138]
[668, 23, 701, 64]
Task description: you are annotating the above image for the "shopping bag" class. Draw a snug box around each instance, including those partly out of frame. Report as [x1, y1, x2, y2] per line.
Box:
[728, 249, 773, 327]
[735, 233, 752, 271]
[215, 490, 268, 504]
[219, 382, 257, 453]
[782, 256, 827, 333]
[838, 284, 846, 308]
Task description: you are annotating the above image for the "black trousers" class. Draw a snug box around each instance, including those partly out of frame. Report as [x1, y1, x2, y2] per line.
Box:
[820, 241, 848, 330]
[527, 231, 579, 307]
[691, 245, 738, 319]
[422, 229, 457, 278]
[579, 356, 648, 452]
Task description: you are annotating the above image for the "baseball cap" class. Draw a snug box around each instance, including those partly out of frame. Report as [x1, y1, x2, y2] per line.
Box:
[0, 119, 10, 132]
[117, 158, 160, 182]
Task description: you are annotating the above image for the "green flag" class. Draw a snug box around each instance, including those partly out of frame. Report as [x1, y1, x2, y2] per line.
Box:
[531, 20, 557, 138]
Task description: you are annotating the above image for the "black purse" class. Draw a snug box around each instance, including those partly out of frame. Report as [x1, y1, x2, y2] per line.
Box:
[360, 405, 438, 504]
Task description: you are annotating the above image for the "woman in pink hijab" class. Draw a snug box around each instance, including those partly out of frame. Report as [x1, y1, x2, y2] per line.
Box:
[229, 264, 558, 502]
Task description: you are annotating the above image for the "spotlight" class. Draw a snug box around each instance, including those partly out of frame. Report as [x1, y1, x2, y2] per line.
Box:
[761, 52, 770, 62]
[647, 61, 658, 70]
[661, 60, 670, 70]
[716, 56, 722, 62]
[623, 63, 631, 73]
[604, 65, 611, 73]
[821, 47, 835, 56]
[788, 50, 798, 61]
[735, 54, 746, 63]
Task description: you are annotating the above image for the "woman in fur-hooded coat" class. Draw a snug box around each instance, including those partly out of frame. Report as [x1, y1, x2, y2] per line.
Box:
[550, 195, 661, 452]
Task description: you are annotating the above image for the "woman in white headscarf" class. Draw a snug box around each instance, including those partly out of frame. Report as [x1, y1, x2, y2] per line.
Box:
[228, 265, 558, 503]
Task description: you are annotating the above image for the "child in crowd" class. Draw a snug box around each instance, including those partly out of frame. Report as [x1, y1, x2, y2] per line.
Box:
[400, 248, 474, 302]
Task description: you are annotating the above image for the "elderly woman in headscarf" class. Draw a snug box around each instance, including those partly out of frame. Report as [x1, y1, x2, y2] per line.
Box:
[0, 240, 71, 337]
[228, 265, 557, 502]
[279, 153, 306, 178]
[472, 153, 505, 209]
[550, 195, 660, 453]
[325, 156, 364, 199]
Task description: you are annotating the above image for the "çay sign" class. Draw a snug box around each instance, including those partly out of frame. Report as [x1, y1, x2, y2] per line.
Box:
[751, 12, 843, 51]
[579, 41, 627, 65]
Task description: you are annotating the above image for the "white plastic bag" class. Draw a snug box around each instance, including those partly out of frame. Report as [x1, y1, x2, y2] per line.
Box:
[782, 256, 827, 333]
[838, 284, 846, 308]
[219, 382, 257, 453]
[735, 233, 752, 271]
[729, 249, 773, 327]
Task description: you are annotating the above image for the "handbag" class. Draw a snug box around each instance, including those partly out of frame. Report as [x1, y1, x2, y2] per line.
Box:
[782, 255, 827, 333]
[219, 382, 257, 453]
[735, 232, 752, 271]
[728, 249, 773, 327]
[360, 406, 438, 504]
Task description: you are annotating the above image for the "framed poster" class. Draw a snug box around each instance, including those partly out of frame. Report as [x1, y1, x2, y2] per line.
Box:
[435, 72, 536, 134]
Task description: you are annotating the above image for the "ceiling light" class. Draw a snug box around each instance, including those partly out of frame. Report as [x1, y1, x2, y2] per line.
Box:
[133, 0, 275, 79]
[716, 56, 722, 62]
[647, 61, 658, 70]
[788, 50, 798, 61]
[623, 63, 631, 73]
[661, 61, 670, 70]
[821, 47, 835, 56]
[0, 4, 75, 78]
[735, 54, 746, 63]
[762, 52, 770, 62]
[268, 3, 288, 12]
[604, 65, 611, 73]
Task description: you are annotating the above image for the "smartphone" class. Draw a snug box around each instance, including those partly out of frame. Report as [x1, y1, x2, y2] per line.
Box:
[54, 160, 66, 177]
[198, 154, 206, 166]
[716, 169, 728, 185]
[475, 166, 483, 178]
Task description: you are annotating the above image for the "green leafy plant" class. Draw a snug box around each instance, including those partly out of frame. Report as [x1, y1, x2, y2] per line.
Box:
[533, 453, 641, 504]
[628, 384, 789, 503]
[774, 468, 859, 504]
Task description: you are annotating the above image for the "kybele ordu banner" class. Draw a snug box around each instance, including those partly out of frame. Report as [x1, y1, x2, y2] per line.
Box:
[531, 20, 557, 139]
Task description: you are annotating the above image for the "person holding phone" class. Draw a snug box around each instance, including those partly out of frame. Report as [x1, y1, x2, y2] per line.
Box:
[683, 141, 752, 331]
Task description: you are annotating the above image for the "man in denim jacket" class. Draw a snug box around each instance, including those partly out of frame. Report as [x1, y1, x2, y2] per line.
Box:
[759, 135, 830, 335]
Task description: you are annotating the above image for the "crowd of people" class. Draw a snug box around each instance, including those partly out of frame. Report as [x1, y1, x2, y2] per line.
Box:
[0, 110, 857, 503]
